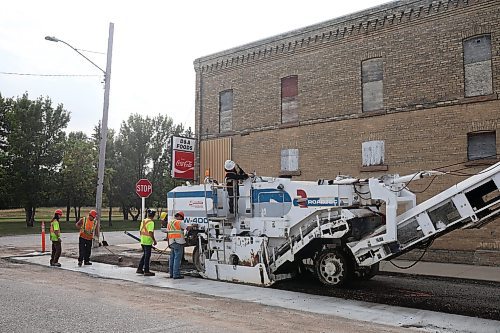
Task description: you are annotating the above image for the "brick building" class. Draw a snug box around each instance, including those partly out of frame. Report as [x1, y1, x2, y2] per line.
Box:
[193, 0, 500, 265]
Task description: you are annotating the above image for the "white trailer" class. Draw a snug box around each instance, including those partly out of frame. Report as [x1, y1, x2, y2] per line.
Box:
[167, 162, 500, 286]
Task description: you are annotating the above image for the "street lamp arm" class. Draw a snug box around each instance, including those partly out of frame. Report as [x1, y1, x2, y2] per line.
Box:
[44, 36, 106, 75]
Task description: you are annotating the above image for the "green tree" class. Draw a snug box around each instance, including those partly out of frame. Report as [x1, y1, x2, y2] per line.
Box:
[4, 93, 69, 226]
[113, 113, 186, 221]
[148, 114, 184, 210]
[115, 114, 154, 221]
[60, 132, 96, 222]
[0, 94, 12, 208]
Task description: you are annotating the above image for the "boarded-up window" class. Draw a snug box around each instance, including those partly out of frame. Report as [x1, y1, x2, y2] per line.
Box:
[362, 58, 383, 112]
[362, 140, 385, 166]
[219, 90, 233, 133]
[468, 131, 496, 161]
[281, 149, 299, 172]
[281, 76, 298, 123]
[463, 35, 493, 97]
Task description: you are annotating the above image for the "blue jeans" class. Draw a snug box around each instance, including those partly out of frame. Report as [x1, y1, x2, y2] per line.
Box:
[138, 244, 152, 272]
[169, 242, 184, 278]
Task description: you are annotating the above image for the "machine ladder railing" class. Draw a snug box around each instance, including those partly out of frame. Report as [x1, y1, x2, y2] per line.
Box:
[268, 208, 345, 272]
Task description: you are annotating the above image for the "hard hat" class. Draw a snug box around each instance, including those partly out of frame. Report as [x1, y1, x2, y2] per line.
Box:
[147, 209, 156, 217]
[54, 209, 63, 216]
[174, 211, 185, 219]
[89, 210, 97, 218]
[160, 212, 167, 220]
[224, 160, 236, 170]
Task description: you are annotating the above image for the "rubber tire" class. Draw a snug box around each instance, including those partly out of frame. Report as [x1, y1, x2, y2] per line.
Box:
[314, 249, 352, 287]
[192, 245, 205, 273]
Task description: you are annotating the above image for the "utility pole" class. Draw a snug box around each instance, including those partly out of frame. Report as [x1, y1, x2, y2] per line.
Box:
[94, 22, 114, 247]
[45, 22, 114, 248]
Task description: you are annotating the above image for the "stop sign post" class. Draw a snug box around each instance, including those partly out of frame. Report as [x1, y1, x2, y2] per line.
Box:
[136, 179, 152, 219]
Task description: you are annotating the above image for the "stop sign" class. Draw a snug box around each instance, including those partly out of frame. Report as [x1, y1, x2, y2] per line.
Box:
[136, 179, 152, 198]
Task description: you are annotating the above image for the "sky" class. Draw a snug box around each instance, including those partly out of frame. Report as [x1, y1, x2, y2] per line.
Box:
[0, 0, 391, 134]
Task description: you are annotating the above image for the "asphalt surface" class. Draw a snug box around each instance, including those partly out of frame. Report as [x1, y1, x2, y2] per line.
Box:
[2, 232, 500, 323]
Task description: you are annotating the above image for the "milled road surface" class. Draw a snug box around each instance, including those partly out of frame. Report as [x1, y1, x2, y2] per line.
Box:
[273, 273, 500, 321]
[0, 259, 421, 333]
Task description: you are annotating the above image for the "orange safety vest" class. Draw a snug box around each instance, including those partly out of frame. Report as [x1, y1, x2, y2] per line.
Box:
[79, 217, 95, 240]
[167, 219, 183, 239]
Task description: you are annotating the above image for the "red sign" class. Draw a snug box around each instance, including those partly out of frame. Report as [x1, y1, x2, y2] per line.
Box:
[172, 150, 194, 180]
[136, 179, 152, 198]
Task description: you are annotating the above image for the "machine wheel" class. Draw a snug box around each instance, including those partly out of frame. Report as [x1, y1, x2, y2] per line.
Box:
[314, 249, 352, 286]
[192, 245, 206, 272]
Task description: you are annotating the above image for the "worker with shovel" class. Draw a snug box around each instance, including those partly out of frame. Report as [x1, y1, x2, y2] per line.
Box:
[76, 210, 97, 267]
[136, 209, 157, 276]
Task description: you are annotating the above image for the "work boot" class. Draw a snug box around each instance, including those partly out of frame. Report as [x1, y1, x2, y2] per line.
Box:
[84, 261, 92, 265]
[50, 261, 54, 266]
[173, 276, 184, 279]
[136, 269, 144, 274]
[78, 261, 82, 267]
[144, 272, 156, 276]
[54, 263, 61, 267]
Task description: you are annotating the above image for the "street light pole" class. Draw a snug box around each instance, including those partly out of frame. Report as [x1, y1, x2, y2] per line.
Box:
[45, 22, 114, 247]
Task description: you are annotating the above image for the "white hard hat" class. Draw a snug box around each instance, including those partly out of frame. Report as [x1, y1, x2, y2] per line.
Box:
[224, 160, 236, 170]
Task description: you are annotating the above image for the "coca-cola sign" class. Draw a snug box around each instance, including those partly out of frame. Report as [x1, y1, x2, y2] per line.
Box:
[171, 136, 195, 180]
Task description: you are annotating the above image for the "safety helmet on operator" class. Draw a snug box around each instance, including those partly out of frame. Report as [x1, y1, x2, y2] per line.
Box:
[174, 211, 185, 219]
[89, 210, 97, 218]
[54, 209, 63, 216]
[160, 212, 167, 220]
[224, 160, 236, 171]
[147, 209, 156, 217]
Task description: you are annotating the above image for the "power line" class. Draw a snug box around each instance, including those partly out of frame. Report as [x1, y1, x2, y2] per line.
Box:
[0, 71, 101, 77]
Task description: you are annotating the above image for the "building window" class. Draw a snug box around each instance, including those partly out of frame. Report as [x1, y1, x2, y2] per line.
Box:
[467, 131, 496, 161]
[362, 58, 383, 112]
[219, 90, 233, 133]
[360, 140, 388, 172]
[362, 140, 385, 166]
[281, 148, 299, 175]
[463, 35, 493, 97]
[281, 76, 298, 123]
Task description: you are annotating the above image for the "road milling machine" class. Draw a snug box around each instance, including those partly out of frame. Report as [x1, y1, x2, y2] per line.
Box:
[166, 161, 500, 287]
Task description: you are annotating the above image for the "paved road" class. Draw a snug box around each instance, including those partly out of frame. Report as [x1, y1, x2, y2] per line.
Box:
[2, 233, 500, 323]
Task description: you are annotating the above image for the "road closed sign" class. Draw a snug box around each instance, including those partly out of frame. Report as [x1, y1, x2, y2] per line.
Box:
[136, 179, 152, 198]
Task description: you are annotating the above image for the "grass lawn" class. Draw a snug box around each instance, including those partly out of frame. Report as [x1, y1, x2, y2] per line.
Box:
[0, 207, 164, 236]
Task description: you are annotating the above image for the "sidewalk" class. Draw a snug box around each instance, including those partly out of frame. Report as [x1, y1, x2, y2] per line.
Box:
[379, 259, 500, 283]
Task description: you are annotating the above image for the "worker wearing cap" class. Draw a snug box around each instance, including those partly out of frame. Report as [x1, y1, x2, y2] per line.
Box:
[167, 211, 190, 279]
[160, 212, 168, 240]
[49, 209, 63, 267]
[137, 209, 157, 276]
[75, 210, 97, 267]
[224, 160, 248, 214]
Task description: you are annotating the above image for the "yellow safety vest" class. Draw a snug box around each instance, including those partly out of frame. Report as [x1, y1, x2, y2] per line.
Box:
[50, 220, 60, 242]
[140, 218, 154, 245]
